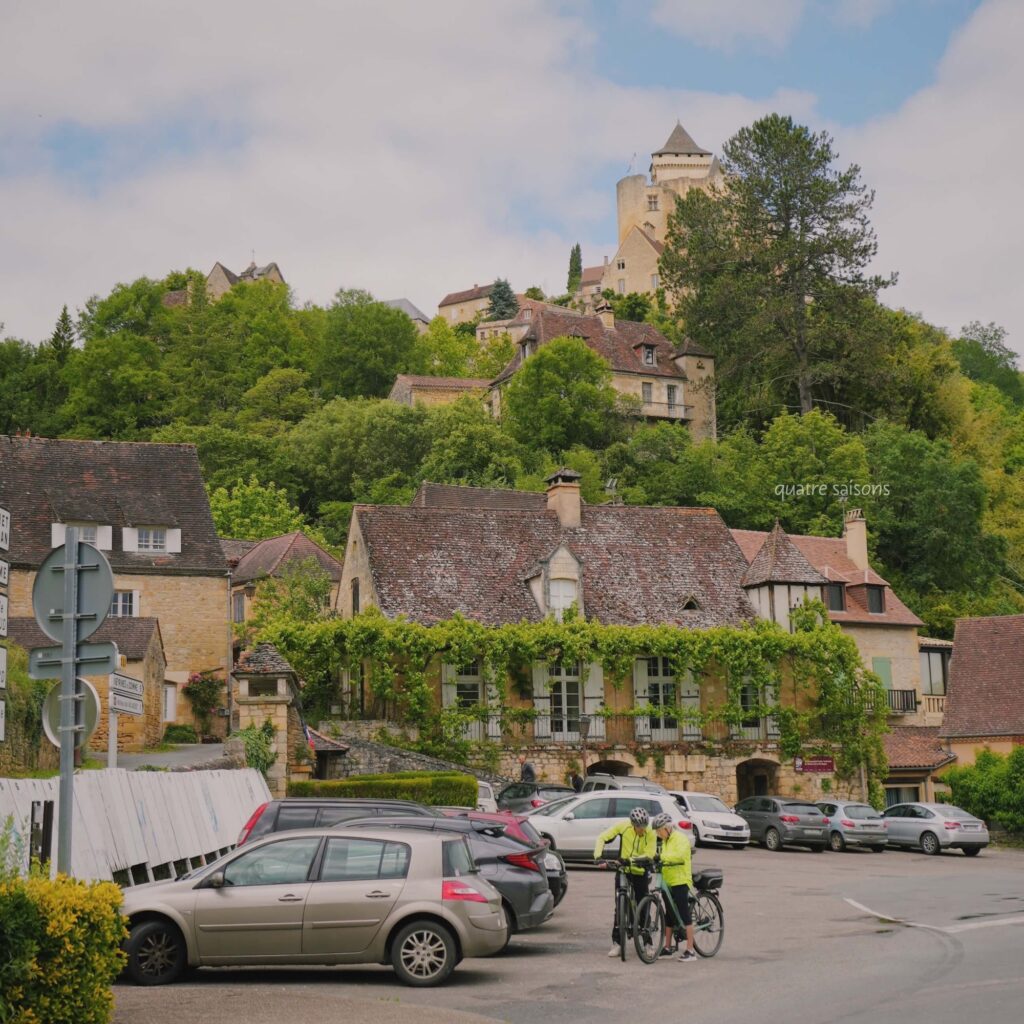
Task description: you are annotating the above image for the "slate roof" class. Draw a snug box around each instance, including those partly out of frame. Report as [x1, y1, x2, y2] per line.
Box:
[221, 538, 260, 568]
[5, 616, 163, 662]
[731, 528, 922, 627]
[884, 726, 956, 771]
[412, 482, 547, 511]
[307, 727, 350, 753]
[492, 309, 687, 384]
[355, 502, 756, 628]
[384, 298, 430, 323]
[654, 122, 712, 157]
[0, 436, 227, 576]
[940, 615, 1024, 739]
[742, 522, 827, 587]
[232, 531, 343, 584]
[238, 261, 283, 283]
[439, 283, 493, 306]
[235, 643, 295, 676]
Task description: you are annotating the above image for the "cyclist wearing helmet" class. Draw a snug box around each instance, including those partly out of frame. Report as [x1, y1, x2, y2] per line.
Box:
[594, 805, 657, 957]
[652, 812, 696, 962]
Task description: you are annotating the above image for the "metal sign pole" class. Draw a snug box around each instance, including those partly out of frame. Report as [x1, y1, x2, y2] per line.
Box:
[57, 527, 80, 874]
[108, 706, 118, 770]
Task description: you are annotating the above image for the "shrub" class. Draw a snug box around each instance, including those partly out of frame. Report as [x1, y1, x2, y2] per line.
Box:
[182, 672, 222, 736]
[162, 723, 199, 744]
[236, 720, 276, 778]
[941, 747, 1024, 834]
[288, 771, 477, 806]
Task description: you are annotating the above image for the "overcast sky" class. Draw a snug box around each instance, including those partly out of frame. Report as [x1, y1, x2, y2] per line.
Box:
[3, 0, 1021, 352]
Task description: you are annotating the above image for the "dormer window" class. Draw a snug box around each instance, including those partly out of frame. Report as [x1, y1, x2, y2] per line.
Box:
[549, 579, 577, 621]
[681, 595, 700, 611]
[522, 308, 532, 320]
[867, 585, 885, 614]
[137, 527, 167, 552]
[70, 522, 97, 544]
[825, 583, 845, 611]
[642, 345, 656, 366]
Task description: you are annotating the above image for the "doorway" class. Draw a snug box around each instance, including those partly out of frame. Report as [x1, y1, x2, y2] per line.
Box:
[736, 758, 779, 801]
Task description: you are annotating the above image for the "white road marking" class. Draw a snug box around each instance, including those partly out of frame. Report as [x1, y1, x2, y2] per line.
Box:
[844, 897, 1024, 935]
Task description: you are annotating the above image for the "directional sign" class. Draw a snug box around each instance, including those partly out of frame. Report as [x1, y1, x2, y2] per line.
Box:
[0, 558, 8, 587]
[110, 691, 144, 717]
[32, 542, 114, 644]
[0, 699, 5, 742]
[0, 593, 7, 638]
[0, 646, 6, 689]
[110, 672, 144, 698]
[42, 677, 100, 749]
[29, 641, 118, 680]
[0, 506, 10, 551]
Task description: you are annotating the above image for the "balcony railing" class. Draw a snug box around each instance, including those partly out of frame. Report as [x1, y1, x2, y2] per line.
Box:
[640, 400, 694, 421]
[886, 689, 918, 714]
[922, 694, 946, 716]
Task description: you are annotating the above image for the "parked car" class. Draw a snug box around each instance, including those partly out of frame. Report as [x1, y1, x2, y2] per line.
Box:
[670, 791, 750, 847]
[734, 796, 829, 851]
[439, 808, 568, 906]
[496, 781, 575, 813]
[527, 790, 694, 862]
[580, 773, 667, 794]
[476, 781, 499, 813]
[121, 826, 505, 987]
[881, 802, 989, 855]
[236, 798, 441, 845]
[816, 800, 888, 852]
[338, 815, 554, 944]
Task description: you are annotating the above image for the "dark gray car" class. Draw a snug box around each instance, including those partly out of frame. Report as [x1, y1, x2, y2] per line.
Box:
[734, 796, 828, 851]
[816, 800, 887, 852]
[497, 782, 575, 813]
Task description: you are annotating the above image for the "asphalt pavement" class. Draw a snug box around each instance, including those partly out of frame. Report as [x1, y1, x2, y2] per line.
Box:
[114, 842, 1024, 1024]
[115, 743, 225, 770]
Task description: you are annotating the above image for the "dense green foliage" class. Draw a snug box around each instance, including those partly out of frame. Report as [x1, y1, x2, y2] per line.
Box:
[941, 748, 1024, 834]
[161, 724, 199, 744]
[0, 646, 53, 776]
[485, 278, 519, 321]
[567, 243, 582, 295]
[288, 771, 478, 806]
[236, 719, 277, 778]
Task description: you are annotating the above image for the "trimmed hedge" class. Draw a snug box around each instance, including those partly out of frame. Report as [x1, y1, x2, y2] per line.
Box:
[0, 873, 126, 1024]
[941, 747, 1024, 834]
[288, 771, 477, 807]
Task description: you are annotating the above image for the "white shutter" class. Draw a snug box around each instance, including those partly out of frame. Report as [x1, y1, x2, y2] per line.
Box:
[441, 663, 458, 708]
[166, 528, 182, 554]
[51, 523, 66, 547]
[765, 681, 780, 739]
[485, 678, 502, 739]
[584, 663, 606, 740]
[532, 662, 551, 739]
[633, 658, 651, 740]
[132, 591, 141, 617]
[96, 525, 113, 551]
[680, 669, 701, 739]
[122, 527, 138, 552]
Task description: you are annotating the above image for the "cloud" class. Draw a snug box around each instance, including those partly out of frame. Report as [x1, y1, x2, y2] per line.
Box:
[832, 0, 893, 29]
[649, 0, 808, 52]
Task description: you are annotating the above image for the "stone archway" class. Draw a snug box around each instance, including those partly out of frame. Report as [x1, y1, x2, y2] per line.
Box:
[736, 757, 780, 801]
[586, 758, 633, 777]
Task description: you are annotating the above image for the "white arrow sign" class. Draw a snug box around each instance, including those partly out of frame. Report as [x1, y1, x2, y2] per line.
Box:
[0, 646, 7, 689]
[110, 692, 144, 717]
[110, 672, 144, 698]
[0, 557, 8, 586]
[0, 507, 10, 551]
[0, 593, 7, 639]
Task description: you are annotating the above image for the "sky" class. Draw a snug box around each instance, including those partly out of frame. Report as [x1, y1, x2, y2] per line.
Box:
[2, 0, 1021, 353]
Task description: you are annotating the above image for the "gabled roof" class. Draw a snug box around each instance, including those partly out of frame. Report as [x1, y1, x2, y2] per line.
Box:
[391, 375, 491, 391]
[580, 265, 605, 285]
[307, 727, 349, 753]
[940, 615, 1024, 739]
[412, 482, 547, 511]
[0, 436, 226, 576]
[221, 538, 260, 568]
[384, 298, 430, 323]
[6, 616, 163, 662]
[742, 522, 827, 587]
[439, 283, 493, 306]
[235, 642, 296, 677]
[653, 122, 711, 157]
[884, 727, 956, 771]
[207, 262, 238, 285]
[231, 531, 342, 584]
[237, 262, 283, 283]
[354, 502, 756, 628]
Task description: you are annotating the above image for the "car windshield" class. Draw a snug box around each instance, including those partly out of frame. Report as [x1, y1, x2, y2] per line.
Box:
[539, 787, 571, 799]
[845, 804, 881, 820]
[782, 802, 821, 815]
[687, 796, 729, 813]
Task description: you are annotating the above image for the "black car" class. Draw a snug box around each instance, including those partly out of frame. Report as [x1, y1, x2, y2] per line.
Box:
[236, 798, 441, 845]
[497, 782, 575, 813]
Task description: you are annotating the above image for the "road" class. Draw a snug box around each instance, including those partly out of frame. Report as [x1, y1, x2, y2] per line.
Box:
[114, 843, 1024, 1024]
[116, 743, 225, 770]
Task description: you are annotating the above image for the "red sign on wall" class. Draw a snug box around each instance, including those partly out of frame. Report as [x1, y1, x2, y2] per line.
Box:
[794, 755, 835, 773]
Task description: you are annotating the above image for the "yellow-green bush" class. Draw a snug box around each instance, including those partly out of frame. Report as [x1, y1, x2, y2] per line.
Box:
[0, 873, 127, 1024]
[288, 771, 477, 806]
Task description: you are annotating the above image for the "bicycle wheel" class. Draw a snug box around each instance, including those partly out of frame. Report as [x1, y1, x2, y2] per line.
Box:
[691, 891, 724, 958]
[633, 895, 665, 964]
[616, 889, 629, 961]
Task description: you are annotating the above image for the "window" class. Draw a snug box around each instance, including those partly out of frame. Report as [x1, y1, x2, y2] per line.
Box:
[222, 837, 321, 887]
[739, 683, 760, 727]
[647, 194, 659, 211]
[522, 308, 532, 319]
[351, 577, 360, 615]
[872, 657, 893, 689]
[572, 798, 613, 819]
[69, 522, 97, 544]
[137, 527, 167, 552]
[110, 591, 135, 617]
[920, 649, 949, 695]
[162, 683, 177, 722]
[617, 279, 626, 294]
[666, 384, 677, 408]
[825, 583, 845, 611]
[650, 274, 659, 290]
[456, 661, 483, 708]
[232, 591, 246, 623]
[867, 585, 885, 613]
[549, 662, 581, 735]
[642, 345, 655, 365]
[442, 838, 476, 877]
[642, 382, 653, 404]
[319, 838, 410, 882]
[275, 805, 320, 832]
[549, 578, 577, 621]
[616, 259, 626, 270]
[646, 656, 677, 731]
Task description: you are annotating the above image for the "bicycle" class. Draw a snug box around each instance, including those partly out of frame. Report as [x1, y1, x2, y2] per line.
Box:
[597, 858, 655, 961]
[634, 865, 725, 964]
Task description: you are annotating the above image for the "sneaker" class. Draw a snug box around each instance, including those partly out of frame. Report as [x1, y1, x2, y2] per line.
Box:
[659, 945, 677, 958]
[678, 949, 697, 962]
[607, 945, 620, 958]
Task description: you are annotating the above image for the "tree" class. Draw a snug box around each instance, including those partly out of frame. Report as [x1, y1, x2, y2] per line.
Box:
[523, 286, 545, 301]
[502, 336, 625, 452]
[566, 243, 582, 295]
[420, 397, 527, 487]
[660, 113, 893, 424]
[485, 278, 519, 321]
[953, 321, 1023, 406]
[246, 557, 335, 643]
[411, 317, 478, 377]
[601, 290, 651, 323]
[236, 368, 317, 433]
[47, 305, 76, 365]
[208, 476, 309, 539]
[467, 331, 516, 380]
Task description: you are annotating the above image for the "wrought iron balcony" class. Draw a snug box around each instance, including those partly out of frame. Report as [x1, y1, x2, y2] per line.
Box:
[886, 689, 918, 714]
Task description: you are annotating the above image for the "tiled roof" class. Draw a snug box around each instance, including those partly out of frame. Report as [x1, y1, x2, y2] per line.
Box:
[742, 522, 827, 586]
[392, 375, 491, 391]
[678, 337, 715, 359]
[0, 436, 227, 576]
[232, 531, 342, 584]
[884, 726, 956, 770]
[221, 538, 260, 567]
[235, 642, 295, 676]
[940, 615, 1024, 738]
[355, 503, 756, 628]
[654, 122, 712, 157]
[412, 482, 547, 511]
[919, 636, 954, 650]
[580, 265, 605, 285]
[307, 727, 350, 753]
[384, 298, 430, 323]
[5, 616, 163, 662]
[238, 261, 283, 283]
[439, 283, 493, 306]
[731, 528, 922, 627]
[492, 309, 686, 384]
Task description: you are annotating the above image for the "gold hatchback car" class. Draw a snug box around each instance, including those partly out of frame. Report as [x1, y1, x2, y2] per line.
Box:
[121, 826, 507, 987]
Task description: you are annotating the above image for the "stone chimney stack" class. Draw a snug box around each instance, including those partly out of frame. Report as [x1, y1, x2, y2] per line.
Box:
[843, 508, 869, 570]
[595, 300, 615, 330]
[545, 468, 582, 528]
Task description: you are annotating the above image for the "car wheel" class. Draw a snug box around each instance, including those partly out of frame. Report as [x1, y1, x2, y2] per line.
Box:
[765, 827, 782, 852]
[692, 825, 702, 848]
[962, 847, 982, 857]
[919, 831, 941, 856]
[871, 845, 886, 853]
[830, 831, 846, 852]
[391, 920, 458, 986]
[125, 919, 187, 986]
[810, 844, 826, 852]
[731, 843, 746, 850]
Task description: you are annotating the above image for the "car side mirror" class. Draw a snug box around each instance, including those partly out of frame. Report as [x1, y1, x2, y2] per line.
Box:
[202, 869, 226, 889]
[563, 812, 575, 821]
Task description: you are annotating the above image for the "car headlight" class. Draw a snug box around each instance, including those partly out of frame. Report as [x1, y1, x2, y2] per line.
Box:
[544, 853, 561, 870]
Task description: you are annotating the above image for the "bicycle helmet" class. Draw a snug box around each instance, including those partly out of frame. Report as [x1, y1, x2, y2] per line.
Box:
[650, 812, 673, 830]
[629, 807, 650, 828]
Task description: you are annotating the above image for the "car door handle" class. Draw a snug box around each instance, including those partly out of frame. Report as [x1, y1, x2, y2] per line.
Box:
[365, 890, 392, 898]
[277, 894, 303, 903]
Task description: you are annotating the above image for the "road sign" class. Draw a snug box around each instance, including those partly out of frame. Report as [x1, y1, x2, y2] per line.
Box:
[32, 542, 114, 644]
[0, 593, 7, 638]
[0, 646, 6, 689]
[28, 641, 118, 680]
[0, 557, 8, 586]
[110, 691, 144, 717]
[110, 672, 144, 698]
[0, 506, 9, 551]
[0, 699, 5, 742]
[794, 755, 835, 773]
[42, 677, 100, 749]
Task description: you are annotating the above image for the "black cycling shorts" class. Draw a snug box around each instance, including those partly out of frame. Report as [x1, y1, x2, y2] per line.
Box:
[669, 883, 692, 927]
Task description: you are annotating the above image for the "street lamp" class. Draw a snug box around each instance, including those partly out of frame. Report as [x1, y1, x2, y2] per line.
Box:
[579, 714, 591, 779]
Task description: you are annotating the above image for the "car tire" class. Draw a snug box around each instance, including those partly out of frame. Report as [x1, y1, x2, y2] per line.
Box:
[919, 831, 941, 856]
[962, 847, 982, 857]
[692, 825, 702, 848]
[810, 844, 826, 852]
[731, 844, 746, 850]
[765, 827, 782, 852]
[871, 845, 886, 853]
[391, 920, 458, 986]
[830, 831, 847, 852]
[125, 919, 187, 986]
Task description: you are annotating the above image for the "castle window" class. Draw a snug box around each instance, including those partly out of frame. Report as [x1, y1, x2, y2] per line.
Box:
[643, 345, 655, 366]
[617, 279, 626, 294]
[650, 273, 659, 290]
[647, 195, 659, 211]
[642, 382, 653, 404]
[616, 259, 625, 271]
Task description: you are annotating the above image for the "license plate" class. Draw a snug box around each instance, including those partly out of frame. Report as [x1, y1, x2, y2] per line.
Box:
[962, 825, 979, 831]
[804, 828, 820, 834]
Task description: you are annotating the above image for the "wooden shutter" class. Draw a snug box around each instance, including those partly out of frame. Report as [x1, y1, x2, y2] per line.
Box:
[532, 662, 551, 739]
[96, 525, 113, 551]
[485, 676, 502, 739]
[122, 527, 138, 552]
[441, 663, 458, 709]
[584, 663, 606, 740]
[633, 658, 651, 740]
[51, 523, 66, 547]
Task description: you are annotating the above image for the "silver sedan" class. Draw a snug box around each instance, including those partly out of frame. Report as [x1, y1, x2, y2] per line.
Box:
[881, 802, 989, 856]
[816, 800, 888, 852]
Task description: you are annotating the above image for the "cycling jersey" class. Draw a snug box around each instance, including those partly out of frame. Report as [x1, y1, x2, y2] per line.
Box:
[657, 828, 693, 888]
[594, 820, 656, 873]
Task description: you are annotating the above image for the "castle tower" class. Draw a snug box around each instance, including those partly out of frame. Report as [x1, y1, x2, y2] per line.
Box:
[650, 122, 714, 183]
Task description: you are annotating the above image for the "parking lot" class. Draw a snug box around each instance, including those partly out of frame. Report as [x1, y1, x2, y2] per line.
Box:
[114, 842, 1024, 1024]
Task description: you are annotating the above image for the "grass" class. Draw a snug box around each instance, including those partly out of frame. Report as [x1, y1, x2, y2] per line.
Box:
[141, 742, 175, 754]
[3, 757, 105, 779]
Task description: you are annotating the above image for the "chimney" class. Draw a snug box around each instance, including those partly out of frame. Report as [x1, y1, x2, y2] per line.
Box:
[546, 468, 582, 528]
[595, 300, 615, 329]
[843, 508, 868, 570]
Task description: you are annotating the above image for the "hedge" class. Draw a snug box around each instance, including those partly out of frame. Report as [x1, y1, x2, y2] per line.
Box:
[288, 771, 478, 806]
[941, 747, 1024, 834]
[0, 873, 126, 1024]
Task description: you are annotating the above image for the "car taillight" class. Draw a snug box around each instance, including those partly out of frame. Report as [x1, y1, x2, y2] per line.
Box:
[882, 821, 889, 829]
[822, 818, 830, 825]
[840, 819, 855, 828]
[236, 802, 268, 845]
[503, 852, 543, 872]
[944, 820, 962, 830]
[530, 798, 544, 808]
[677, 820, 693, 830]
[779, 814, 800, 824]
[442, 880, 489, 902]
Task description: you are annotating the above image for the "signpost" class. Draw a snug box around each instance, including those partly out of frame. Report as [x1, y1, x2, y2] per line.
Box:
[0, 505, 8, 744]
[794, 755, 836, 774]
[108, 671, 144, 768]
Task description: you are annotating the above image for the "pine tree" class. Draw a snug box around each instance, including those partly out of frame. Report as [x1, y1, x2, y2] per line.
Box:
[567, 243, 582, 294]
[486, 278, 519, 321]
[48, 305, 76, 365]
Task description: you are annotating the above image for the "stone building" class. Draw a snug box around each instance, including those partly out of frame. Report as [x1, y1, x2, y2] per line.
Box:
[0, 435, 231, 733]
[205, 260, 285, 300]
[387, 375, 491, 408]
[383, 298, 431, 334]
[438, 283, 494, 325]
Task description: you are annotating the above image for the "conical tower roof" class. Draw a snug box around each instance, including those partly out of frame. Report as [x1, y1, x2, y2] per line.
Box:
[653, 122, 711, 157]
[742, 521, 827, 587]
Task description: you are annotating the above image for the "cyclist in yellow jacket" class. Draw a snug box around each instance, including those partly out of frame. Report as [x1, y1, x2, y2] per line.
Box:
[652, 811, 696, 961]
[594, 806, 657, 957]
